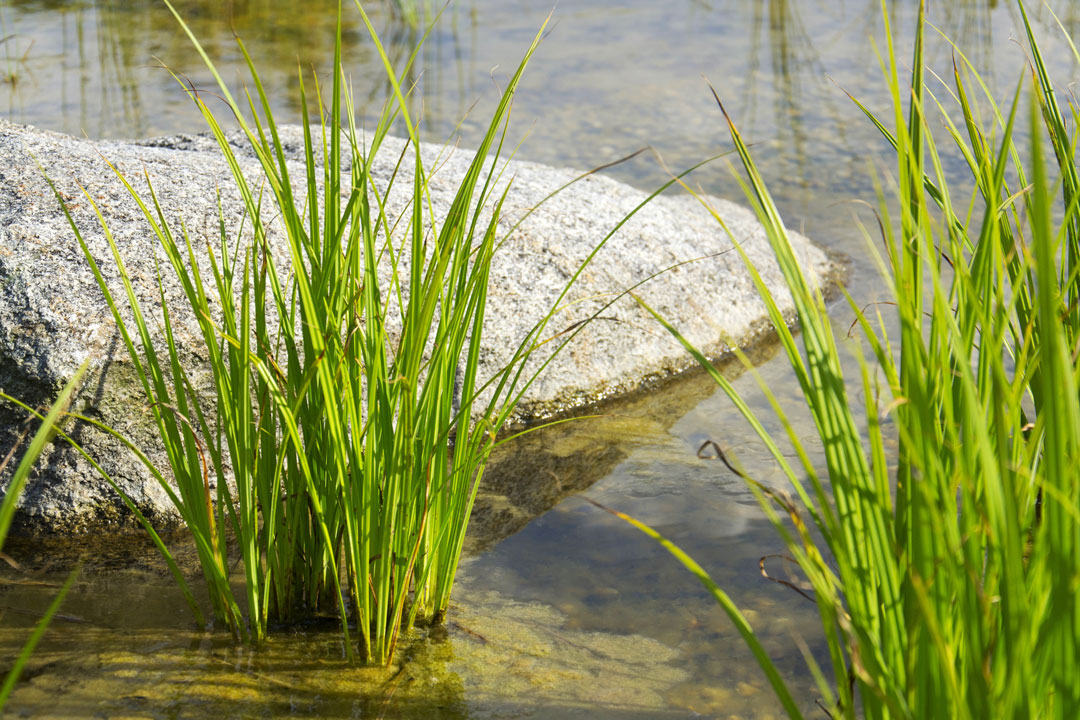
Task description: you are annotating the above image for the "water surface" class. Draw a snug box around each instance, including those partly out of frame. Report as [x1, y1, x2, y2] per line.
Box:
[2, 0, 1075, 716]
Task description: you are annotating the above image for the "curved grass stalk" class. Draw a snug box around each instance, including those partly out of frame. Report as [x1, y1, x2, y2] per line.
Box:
[0, 363, 87, 711]
[0, 396, 203, 626]
[584, 496, 808, 720]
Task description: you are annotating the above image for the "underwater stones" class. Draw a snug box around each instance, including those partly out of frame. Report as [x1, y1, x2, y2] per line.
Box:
[0, 118, 837, 533]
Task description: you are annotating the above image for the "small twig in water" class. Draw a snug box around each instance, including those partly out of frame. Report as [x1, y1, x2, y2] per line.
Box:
[759, 554, 815, 602]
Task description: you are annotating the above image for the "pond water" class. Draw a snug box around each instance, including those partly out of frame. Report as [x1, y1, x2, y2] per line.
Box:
[2, 0, 1078, 717]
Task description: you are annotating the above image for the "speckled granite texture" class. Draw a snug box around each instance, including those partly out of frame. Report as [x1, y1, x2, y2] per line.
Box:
[0, 119, 836, 532]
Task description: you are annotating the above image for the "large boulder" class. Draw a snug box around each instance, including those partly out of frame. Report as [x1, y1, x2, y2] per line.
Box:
[0, 119, 837, 533]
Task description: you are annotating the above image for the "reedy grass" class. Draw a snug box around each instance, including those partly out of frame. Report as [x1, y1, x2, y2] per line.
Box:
[45, 0, 680, 666]
[607, 0, 1080, 717]
[51, 0, 550, 663]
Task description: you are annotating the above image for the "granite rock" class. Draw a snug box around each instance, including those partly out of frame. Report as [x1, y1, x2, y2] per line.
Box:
[0, 119, 836, 532]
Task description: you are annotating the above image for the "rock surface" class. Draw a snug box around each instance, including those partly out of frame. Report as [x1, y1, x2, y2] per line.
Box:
[0, 118, 836, 533]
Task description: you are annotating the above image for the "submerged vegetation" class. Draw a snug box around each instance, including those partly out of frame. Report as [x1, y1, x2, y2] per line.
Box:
[614, 0, 1080, 717]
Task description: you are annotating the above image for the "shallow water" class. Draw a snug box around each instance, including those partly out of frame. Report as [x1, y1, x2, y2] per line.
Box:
[1, 352, 824, 719]
[1, 0, 1076, 717]
[0, 552, 816, 719]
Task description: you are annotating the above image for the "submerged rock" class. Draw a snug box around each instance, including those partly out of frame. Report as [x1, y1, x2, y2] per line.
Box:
[0, 118, 837, 533]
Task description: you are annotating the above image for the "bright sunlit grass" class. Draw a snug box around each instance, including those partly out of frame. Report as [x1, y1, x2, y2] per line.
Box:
[42, 0, 568, 665]
[611, 0, 1080, 717]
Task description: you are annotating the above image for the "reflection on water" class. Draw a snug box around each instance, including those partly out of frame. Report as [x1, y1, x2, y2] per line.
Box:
[0, 0, 477, 139]
[0, 339, 826, 718]
[2, 0, 1077, 716]
[4, 0, 1078, 280]
[470, 342, 782, 554]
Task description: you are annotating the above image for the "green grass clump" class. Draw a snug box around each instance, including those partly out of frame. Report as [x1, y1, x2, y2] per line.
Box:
[43, 0, 585, 665]
[612, 0, 1080, 717]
